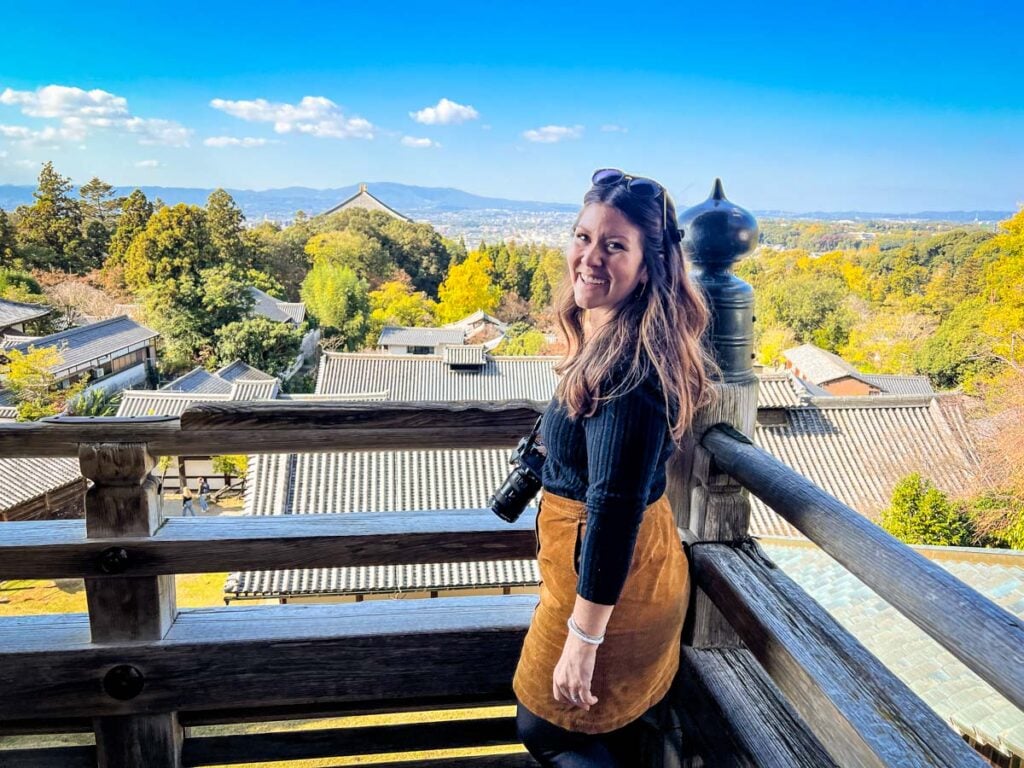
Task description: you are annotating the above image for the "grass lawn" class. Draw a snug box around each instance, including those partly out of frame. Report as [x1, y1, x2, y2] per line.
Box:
[0, 576, 529, 765]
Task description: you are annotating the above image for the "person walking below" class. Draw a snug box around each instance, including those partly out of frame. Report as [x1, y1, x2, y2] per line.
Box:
[198, 476, 211, 514]
[181, 485, 196, 517]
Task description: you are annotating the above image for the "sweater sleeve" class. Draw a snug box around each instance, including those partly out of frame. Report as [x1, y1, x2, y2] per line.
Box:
[576, 380, 668, 605]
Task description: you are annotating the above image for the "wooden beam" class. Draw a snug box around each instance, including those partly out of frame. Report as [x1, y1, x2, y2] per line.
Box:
[702, 426, 1024, 713]
[0, 510, 539, 579]
[691, 541, 986, 767]
[181, 716, 521, 766]
[673, 646, 836, 767]
[0, 402, 544, 458]
[79, 443, 182, 768]
[0, 746, 95, 767]
[0, 596, 537, 720]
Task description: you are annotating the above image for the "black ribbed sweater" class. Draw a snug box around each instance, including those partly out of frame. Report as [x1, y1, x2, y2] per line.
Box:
[538, 370, 675, 605]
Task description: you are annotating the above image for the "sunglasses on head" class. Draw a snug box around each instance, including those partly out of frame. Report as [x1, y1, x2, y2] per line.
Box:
[591, 167, 670, 235]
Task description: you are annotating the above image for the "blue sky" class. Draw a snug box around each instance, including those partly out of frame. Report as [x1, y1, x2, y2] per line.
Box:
[0, 0, 1021, 211]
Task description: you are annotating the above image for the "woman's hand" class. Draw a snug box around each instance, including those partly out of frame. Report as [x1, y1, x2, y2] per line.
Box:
[552, 633, 600, 710]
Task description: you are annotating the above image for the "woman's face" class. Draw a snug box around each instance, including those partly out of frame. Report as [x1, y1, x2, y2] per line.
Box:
[567, 203, 648, 328]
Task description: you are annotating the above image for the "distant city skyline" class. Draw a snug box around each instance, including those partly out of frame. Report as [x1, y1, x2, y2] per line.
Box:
[1, 0, 1021, 212]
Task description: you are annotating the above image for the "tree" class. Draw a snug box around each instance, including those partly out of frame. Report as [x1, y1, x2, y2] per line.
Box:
[529, 247, 567, 309]
[755, 323, 798, 367]
[123, 204, 215, 292]
[300, 262, 371, 350]
[304, 230, 391, 286]
[838, 309, 937, 373]
[879, 473, 974, 546]
[79, 176, 120, 226]
[206, 189, 249, 270]
[435, 250, 502, 324]
[212, 454, 248, 478]
[0, 208, 17, 267]
[14, 162, 84, 271]
[369, 279, 437, 326]
[0, 268, 46, 305]
[0, 346, 86, 421]
[107, 189, 154, 269]
[243, 222, 307, 300]
[213, 316, 304, 376]
[67, 388, 121, 417]
[493, 321, 546, 356]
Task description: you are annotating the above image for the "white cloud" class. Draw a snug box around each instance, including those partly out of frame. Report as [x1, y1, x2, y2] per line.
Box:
[409, 98, 479, 125]
[0, 85, 191, 147]
[204, 136, 271, 148]
[135, 159, 161, 168]
[210, 96, 374, 139]
[14, 159, 38, 169]
[522, 124, 584, 143]
[401, 136, 440, 149]
[600, 124, 628, 133]
[0, 150, 6, 158]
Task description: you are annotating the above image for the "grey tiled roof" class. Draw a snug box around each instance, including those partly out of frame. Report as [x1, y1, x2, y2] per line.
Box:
[217, 360, 278, 383]
[0, 456, 82, 514]
[751, 395, 978, 537]
[783, 343, 861, 385]
[0, 298, 50, 328]
[762, 540, 1024, 760]
[1, 333, 40, 349]
[443, 345, 488, 366]
[861, 374, 936, 395]
[227, 393, 978, 595]
[248, 288, 305, 324]
[444, 310, 508, 330]
[757, 371, 811, 407]
[377, 326, 466, 348]
[317, 353, 558, 401]
[164, 368, 234, 394]
[0, 406, 16, 421]
[321, 186, 413, 221]
[9, 316, 157, 377]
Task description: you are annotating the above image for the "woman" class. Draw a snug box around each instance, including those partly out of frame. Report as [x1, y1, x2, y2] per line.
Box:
[513, 169, 714, 766]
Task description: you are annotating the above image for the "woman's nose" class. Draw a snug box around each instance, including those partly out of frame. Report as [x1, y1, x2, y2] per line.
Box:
[580, 243, 602, 266]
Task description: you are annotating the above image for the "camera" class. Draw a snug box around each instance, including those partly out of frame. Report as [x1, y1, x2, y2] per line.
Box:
[489, 416, 546, 523]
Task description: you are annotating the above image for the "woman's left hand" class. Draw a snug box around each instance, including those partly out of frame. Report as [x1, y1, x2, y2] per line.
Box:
[552, 633, 600, 710]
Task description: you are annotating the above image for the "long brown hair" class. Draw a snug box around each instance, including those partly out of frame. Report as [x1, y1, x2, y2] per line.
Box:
[553, 180, 717, 445]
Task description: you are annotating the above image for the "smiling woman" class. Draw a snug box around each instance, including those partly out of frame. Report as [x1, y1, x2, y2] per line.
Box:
[512, 168, 717, 766]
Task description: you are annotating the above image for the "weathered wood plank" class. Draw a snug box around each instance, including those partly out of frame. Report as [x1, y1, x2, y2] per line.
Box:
[0, 510, 538, 579]
[692, 541, 986, 767]
[0, 596, 538, 720]
[0, 402, 544, 458]
[177, 695, 518, 727]
[680, 380, 759, 649]
[0, 746, 96, 767]
[80, 443, 182, 768]
[181, 716, 520, 765]
[702, 425, 1024, 713]
[673, 646, 836, 767]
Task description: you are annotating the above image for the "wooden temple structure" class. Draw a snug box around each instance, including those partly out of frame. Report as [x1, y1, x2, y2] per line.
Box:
[0, 181, 1020, 767]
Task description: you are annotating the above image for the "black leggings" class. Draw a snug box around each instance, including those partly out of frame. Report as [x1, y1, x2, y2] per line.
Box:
[515, 701, 647, 767]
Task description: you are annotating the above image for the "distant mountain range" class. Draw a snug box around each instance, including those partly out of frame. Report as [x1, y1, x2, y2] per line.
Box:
[0, 182, 1011, 225]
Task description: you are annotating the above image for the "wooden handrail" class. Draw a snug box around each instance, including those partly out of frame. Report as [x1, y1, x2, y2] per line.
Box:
[0, 402, 544, 458]
[0, 510, 538, 579]
[0, 596, 537, 721]
[691, 540, 985, 767]
[701, 424, 1024, 713]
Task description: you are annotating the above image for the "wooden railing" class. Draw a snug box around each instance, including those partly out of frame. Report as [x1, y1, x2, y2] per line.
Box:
[0, 404, 547, 768]
[1, 398, 1018, 767]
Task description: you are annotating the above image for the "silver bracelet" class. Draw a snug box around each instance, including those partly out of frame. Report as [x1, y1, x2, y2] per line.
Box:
[567, 615, 605, 645]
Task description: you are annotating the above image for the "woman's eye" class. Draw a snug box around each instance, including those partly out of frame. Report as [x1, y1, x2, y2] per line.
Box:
[607, 242, 623, 251]
[575, 232, 588, 242]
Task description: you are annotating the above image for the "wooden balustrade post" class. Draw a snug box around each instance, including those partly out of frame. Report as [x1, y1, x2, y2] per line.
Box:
[675, 179, 760, 650]
[80, 442, 182, 768]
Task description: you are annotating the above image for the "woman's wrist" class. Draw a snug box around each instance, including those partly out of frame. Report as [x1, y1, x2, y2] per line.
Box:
[567, 615, 605, 645]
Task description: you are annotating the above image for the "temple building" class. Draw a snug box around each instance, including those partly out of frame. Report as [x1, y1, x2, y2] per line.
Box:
[321, 183, 412, 221]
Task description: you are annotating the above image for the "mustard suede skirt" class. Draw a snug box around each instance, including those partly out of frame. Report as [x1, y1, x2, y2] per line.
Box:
[512, 489, 690, 734]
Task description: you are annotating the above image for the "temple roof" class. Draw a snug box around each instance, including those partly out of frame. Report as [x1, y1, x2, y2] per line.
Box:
[321, 183, 412, 222]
